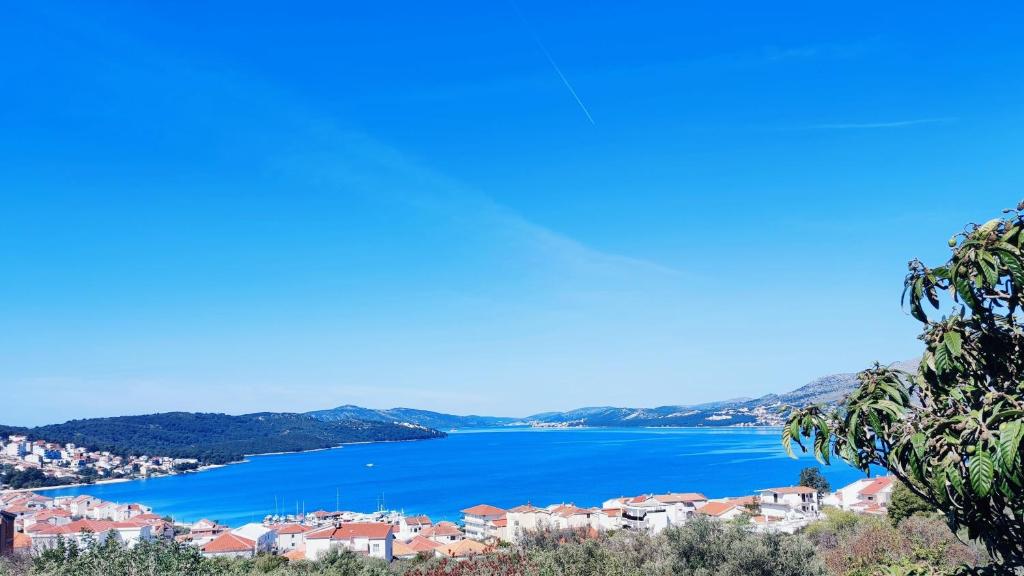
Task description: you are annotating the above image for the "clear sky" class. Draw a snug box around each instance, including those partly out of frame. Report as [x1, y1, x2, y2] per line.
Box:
[2, 2, 1023, 426]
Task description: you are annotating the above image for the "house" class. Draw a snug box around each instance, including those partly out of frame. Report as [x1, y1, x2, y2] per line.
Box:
[29, 520, 154, 550]
[189, 518, 229, 546]
[616, 493, 708, 533]
[269, 523, 310, 551]
[1, 511, 14, 556]
[392, 535, 444, 559]
[826, 476, 895, 514]
[420, 521, 464, 543]
[461, 504, 506, 541]
[232, 523, 276, 553]
[201, 532, 258, 558]
[756, 487, 819, 519]
[695, 501, 746, 521]
[504, 504, 548, 543]
[396, 515, 432, 540]
[304, 522, 394, 561]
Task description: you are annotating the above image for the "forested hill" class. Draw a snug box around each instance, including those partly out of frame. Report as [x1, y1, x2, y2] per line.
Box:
[0, 412, 444, 464]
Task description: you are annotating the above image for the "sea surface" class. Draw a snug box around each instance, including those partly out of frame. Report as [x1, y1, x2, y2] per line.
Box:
[42, 428, 870, 526]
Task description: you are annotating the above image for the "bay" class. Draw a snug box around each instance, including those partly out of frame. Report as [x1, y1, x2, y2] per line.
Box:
[41, 427, 868, 526]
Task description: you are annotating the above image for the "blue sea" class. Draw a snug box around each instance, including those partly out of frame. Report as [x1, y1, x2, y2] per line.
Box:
[41, 428, 868, 526]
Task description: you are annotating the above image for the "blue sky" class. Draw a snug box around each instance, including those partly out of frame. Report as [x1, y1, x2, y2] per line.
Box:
[2, 2, 1023, 425]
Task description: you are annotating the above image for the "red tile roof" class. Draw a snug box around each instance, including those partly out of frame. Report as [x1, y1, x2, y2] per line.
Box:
[421, 521, 462, 538]
[270, 523, 310, 534]
[859, 477, 894, 496]
[202, 532, 256, 554]
[407, 535, 444, 552]
[305, 522, 393, 541]
[697, 502, 740, 517]
[461, 504, 506, 516]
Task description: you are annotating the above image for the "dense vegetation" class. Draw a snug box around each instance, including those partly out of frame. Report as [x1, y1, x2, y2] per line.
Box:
[784, 201, 1024, 571]
[0, 413, 445, 465]
[0, 515, 976, 576]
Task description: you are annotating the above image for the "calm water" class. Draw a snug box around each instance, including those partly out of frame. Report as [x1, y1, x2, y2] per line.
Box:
[42, 428, 867, 526]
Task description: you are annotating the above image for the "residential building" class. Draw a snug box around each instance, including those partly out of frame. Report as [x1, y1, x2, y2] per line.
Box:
[232, 523, 276, 553]
[696, 501, 746, 521]
[420, 521, 463, 543]
[201, 532, 257, 558]
[460, 504, 506, 541]
[304, 522, 394, 561]
[616, 493, 708, 533]
[756, 487, 819, 519]
[826, 476, 895, 515]
[396, 514, 432, 540]
[392, 535, 443, 560]
[29, 520, 154, 550]
[269, 523, 309, 551]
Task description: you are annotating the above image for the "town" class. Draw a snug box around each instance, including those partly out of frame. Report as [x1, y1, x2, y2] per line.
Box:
[1, 441, 896, 564]
[0, 435, 200, 489]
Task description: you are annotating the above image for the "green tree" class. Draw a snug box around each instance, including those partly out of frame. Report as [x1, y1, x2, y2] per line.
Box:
[888, 480, 935, 526]
[783, 201, 1024, 569]
[798, 467, 831, 495]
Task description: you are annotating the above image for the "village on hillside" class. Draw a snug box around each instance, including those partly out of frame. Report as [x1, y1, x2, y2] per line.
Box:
[1, 455, 896, 563]
[0, 435, 198, 488]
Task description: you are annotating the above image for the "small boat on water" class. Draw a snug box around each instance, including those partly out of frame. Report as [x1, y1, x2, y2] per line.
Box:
[365, 463, 374, 467]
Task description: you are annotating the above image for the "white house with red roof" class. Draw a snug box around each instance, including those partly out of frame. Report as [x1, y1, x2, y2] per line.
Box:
[231, 523, 276, 553]
[29, 519, 155, 550]
[757, 486, 820, 519]
[268, 523, 311, 551]
[696, 501, 746, 521]
[613, 492, 708, 533]
[304, 522, 394, 561]
[419, 521, 463, 544]
[460, 504, 506, 541]
[396, 514, 432, 540]
[201, 532, 258, 558]
[826, 476, 895, 515]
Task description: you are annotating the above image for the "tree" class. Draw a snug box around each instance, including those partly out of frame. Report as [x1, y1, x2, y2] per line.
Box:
[798, 467, 831, 495]
[783, 201, 1024, 569]
[888, 480, 935, 526]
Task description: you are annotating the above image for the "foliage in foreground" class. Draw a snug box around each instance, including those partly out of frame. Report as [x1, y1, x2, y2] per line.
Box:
[0, 516, 983, 576]
[784, 201, 1024, 569]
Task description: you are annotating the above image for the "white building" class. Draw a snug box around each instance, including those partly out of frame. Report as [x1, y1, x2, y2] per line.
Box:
[269, 523, 310, 551]
[30, 520, 154, 550]
[460, 504, 506, 541]
[396, 515, 432, 540]
[616, 493, 708, 533]
[201, 532, 258, 558]
[826, 476, 894, 515]
[695, 501, 747, 521]
[304, 522, 394, 561]
[756, 487, 819, 519]
[232, 523, 276, 553]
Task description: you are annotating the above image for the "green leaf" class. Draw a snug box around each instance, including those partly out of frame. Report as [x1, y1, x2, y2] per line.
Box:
[944, 331, 963, 358]
[968, 450, 994, 497]
[998, 421, 1023, 470]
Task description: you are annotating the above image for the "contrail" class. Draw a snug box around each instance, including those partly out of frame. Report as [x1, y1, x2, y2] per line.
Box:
[509, 0, 595, 125]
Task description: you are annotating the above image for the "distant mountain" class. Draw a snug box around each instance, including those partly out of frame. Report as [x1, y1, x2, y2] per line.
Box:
[523, 359, 922, 428]
[306, 405, 519, 430]
[0, 412, 445, 465]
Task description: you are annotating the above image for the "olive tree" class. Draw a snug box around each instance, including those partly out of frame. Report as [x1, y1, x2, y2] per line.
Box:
[783, 202, 1024, 569]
